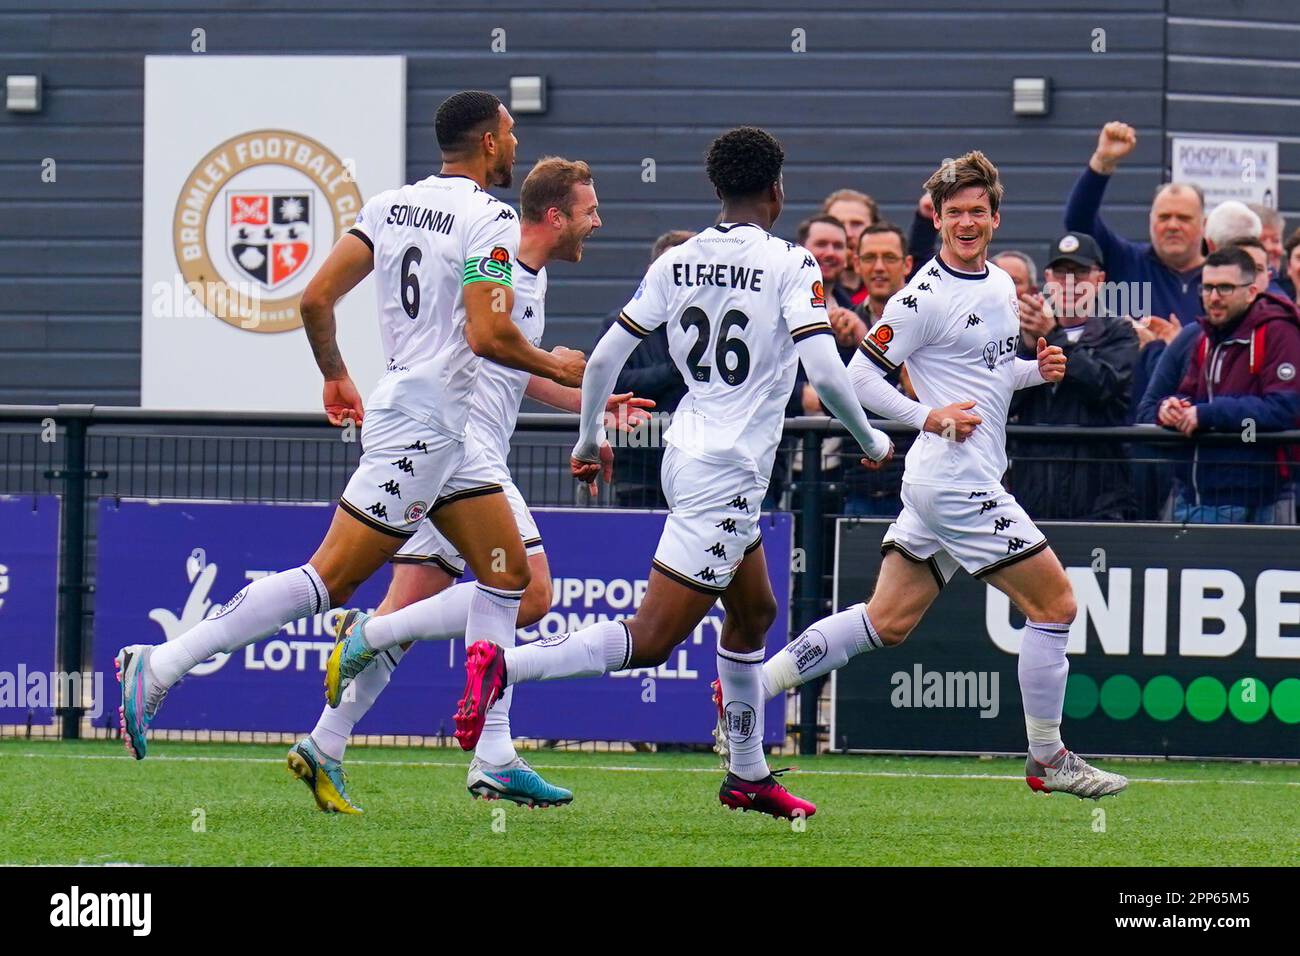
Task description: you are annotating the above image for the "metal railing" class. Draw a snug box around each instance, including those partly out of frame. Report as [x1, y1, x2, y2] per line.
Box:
[2, 404, 1298, 750]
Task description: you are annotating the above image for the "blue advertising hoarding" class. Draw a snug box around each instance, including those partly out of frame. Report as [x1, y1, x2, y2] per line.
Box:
[0, 496, 60, 724]
[93, 499, 792, 744]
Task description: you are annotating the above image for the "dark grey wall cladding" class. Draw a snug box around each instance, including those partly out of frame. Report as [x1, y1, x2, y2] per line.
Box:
[0, 0, 1289, 404]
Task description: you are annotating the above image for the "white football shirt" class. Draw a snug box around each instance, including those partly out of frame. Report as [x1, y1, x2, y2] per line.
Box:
[856, 255, 1026, 490]
[349, 173, 520, 442]
[618, 222, 834, 481]
[466, 260, 546, 467]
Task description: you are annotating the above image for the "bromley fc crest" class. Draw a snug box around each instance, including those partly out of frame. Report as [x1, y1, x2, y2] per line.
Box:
[172, 129, 363, 333]
[227, 192, 313, 290]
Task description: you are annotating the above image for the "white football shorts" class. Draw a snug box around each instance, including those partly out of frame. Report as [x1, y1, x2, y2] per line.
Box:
[338, 408, 502, 538]
[393, 478, 543, 577]
[652, 445, 765, 594]
[880, 480, 1048, 588]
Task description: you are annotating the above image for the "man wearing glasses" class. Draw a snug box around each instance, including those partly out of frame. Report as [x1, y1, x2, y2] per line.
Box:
[1008, 232, 1139, 521]
[1153, 245, 1300, 523]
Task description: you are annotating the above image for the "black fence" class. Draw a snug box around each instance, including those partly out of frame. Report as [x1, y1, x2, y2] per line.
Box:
[2, 404, 1298, 750]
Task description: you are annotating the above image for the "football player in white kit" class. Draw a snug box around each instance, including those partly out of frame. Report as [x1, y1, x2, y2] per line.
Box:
[115, 91, 586, 764]
[723, 151, 1129, 800]
[448, 127, 894, 821]
[301, 157, 653, 812]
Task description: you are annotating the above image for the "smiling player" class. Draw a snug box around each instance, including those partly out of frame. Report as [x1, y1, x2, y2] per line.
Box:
[731, 151, 1129, 800]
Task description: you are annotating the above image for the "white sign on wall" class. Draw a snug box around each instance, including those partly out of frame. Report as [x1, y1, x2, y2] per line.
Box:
[1171, 136, 1279, 211]
[141, 56, 405, 412]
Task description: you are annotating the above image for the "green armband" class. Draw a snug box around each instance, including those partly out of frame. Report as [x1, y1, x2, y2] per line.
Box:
[462, 247, 514, 287]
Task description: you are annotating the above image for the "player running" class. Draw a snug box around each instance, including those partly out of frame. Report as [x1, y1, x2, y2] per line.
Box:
[297, 157, 652, 813]
[443, 127, 893, 820]
[717, 151, 1128, 800]
[116, 91, 585, 761]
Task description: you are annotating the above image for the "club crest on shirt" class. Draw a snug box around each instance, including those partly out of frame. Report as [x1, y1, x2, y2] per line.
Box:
[810, 280, 826, 308]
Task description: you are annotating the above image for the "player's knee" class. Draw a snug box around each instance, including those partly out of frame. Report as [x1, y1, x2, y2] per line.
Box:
[313, 564, 360, 608]
[517, 578, 552, 627]
[867, 605, 916, 647]
[1044, 592, 1077, 627]
[482, 562, 531, 594]
[737, 594, 778, 645]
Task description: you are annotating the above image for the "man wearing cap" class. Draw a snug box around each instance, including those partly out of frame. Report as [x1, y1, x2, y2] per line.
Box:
[1009, 232, 1140, 520]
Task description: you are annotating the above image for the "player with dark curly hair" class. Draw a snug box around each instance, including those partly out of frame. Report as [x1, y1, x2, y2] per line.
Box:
[453, 126, 893, 821]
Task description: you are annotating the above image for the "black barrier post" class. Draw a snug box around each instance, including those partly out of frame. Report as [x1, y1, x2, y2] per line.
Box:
[46, 405, 98, 739]
[796, 429, 824, 756]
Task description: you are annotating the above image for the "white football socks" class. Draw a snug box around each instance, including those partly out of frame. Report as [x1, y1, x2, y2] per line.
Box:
[311, 644, 406, 761]
[504, 619, 631, 684]
[361, 581, 476, 651]
[1018, 620, 1071, 764]
[761, 603, 885, 699]
[717, 645, 769, 782]
[150, 564, 329, 688]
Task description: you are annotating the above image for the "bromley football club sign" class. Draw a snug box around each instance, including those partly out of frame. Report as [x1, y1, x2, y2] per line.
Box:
[172, 129, 364, 334]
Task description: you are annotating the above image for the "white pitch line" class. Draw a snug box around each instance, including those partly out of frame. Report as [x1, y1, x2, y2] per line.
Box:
[2, 749, 1298, 787]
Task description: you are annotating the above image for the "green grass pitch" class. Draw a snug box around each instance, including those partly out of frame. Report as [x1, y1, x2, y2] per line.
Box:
[2, 739, 1296, 866]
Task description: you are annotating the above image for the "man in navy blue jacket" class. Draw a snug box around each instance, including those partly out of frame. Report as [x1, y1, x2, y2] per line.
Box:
[1065, 121, 1206, 326]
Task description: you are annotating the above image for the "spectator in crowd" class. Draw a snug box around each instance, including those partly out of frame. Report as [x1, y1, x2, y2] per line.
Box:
[1285, 228, 1300, 301]
[1248, 203, 1287, 276]
[1009, 232, 1139, 520]
[1065, 121, 1205, 326]
[1137, 208, 1289, 425]
[796, 214, 866, 359]
[906, 192, 939, 278]
[842, 221, 916, 514]
[1204, 200, 1260, 251]
[821, 189, 879, 306]
[1148, 246, 1300, 524]
[598, 230, 692, 506]
[992, 250, 1039, 299]
[788, 215, 864, 504]
[1228, 235, 1291, 300]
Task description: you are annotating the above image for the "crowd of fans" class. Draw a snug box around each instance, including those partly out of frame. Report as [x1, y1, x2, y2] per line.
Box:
[595, 121, 1300, 525]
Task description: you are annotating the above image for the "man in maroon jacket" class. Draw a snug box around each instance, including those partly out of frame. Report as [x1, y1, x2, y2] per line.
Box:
[1154, 246, 1300, 522]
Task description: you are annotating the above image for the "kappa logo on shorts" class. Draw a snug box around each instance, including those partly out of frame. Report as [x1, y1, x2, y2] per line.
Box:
[715, 518, 740, 535]
[706, 542, 728, 559]
[404, 440, 429, 454]
[968, 490, 991, 498]
[1005, 537, 1030, 554]
[404, 501, 428, 523]
[726, 495, 750, 513]
[379, 479, 402, 497]
[992, 516, 1016, 533]
[696, 567, 719, 583]
[390, 456, 415, 475]
[367, 502, 390, 521]
[979, 499, 999, 514]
